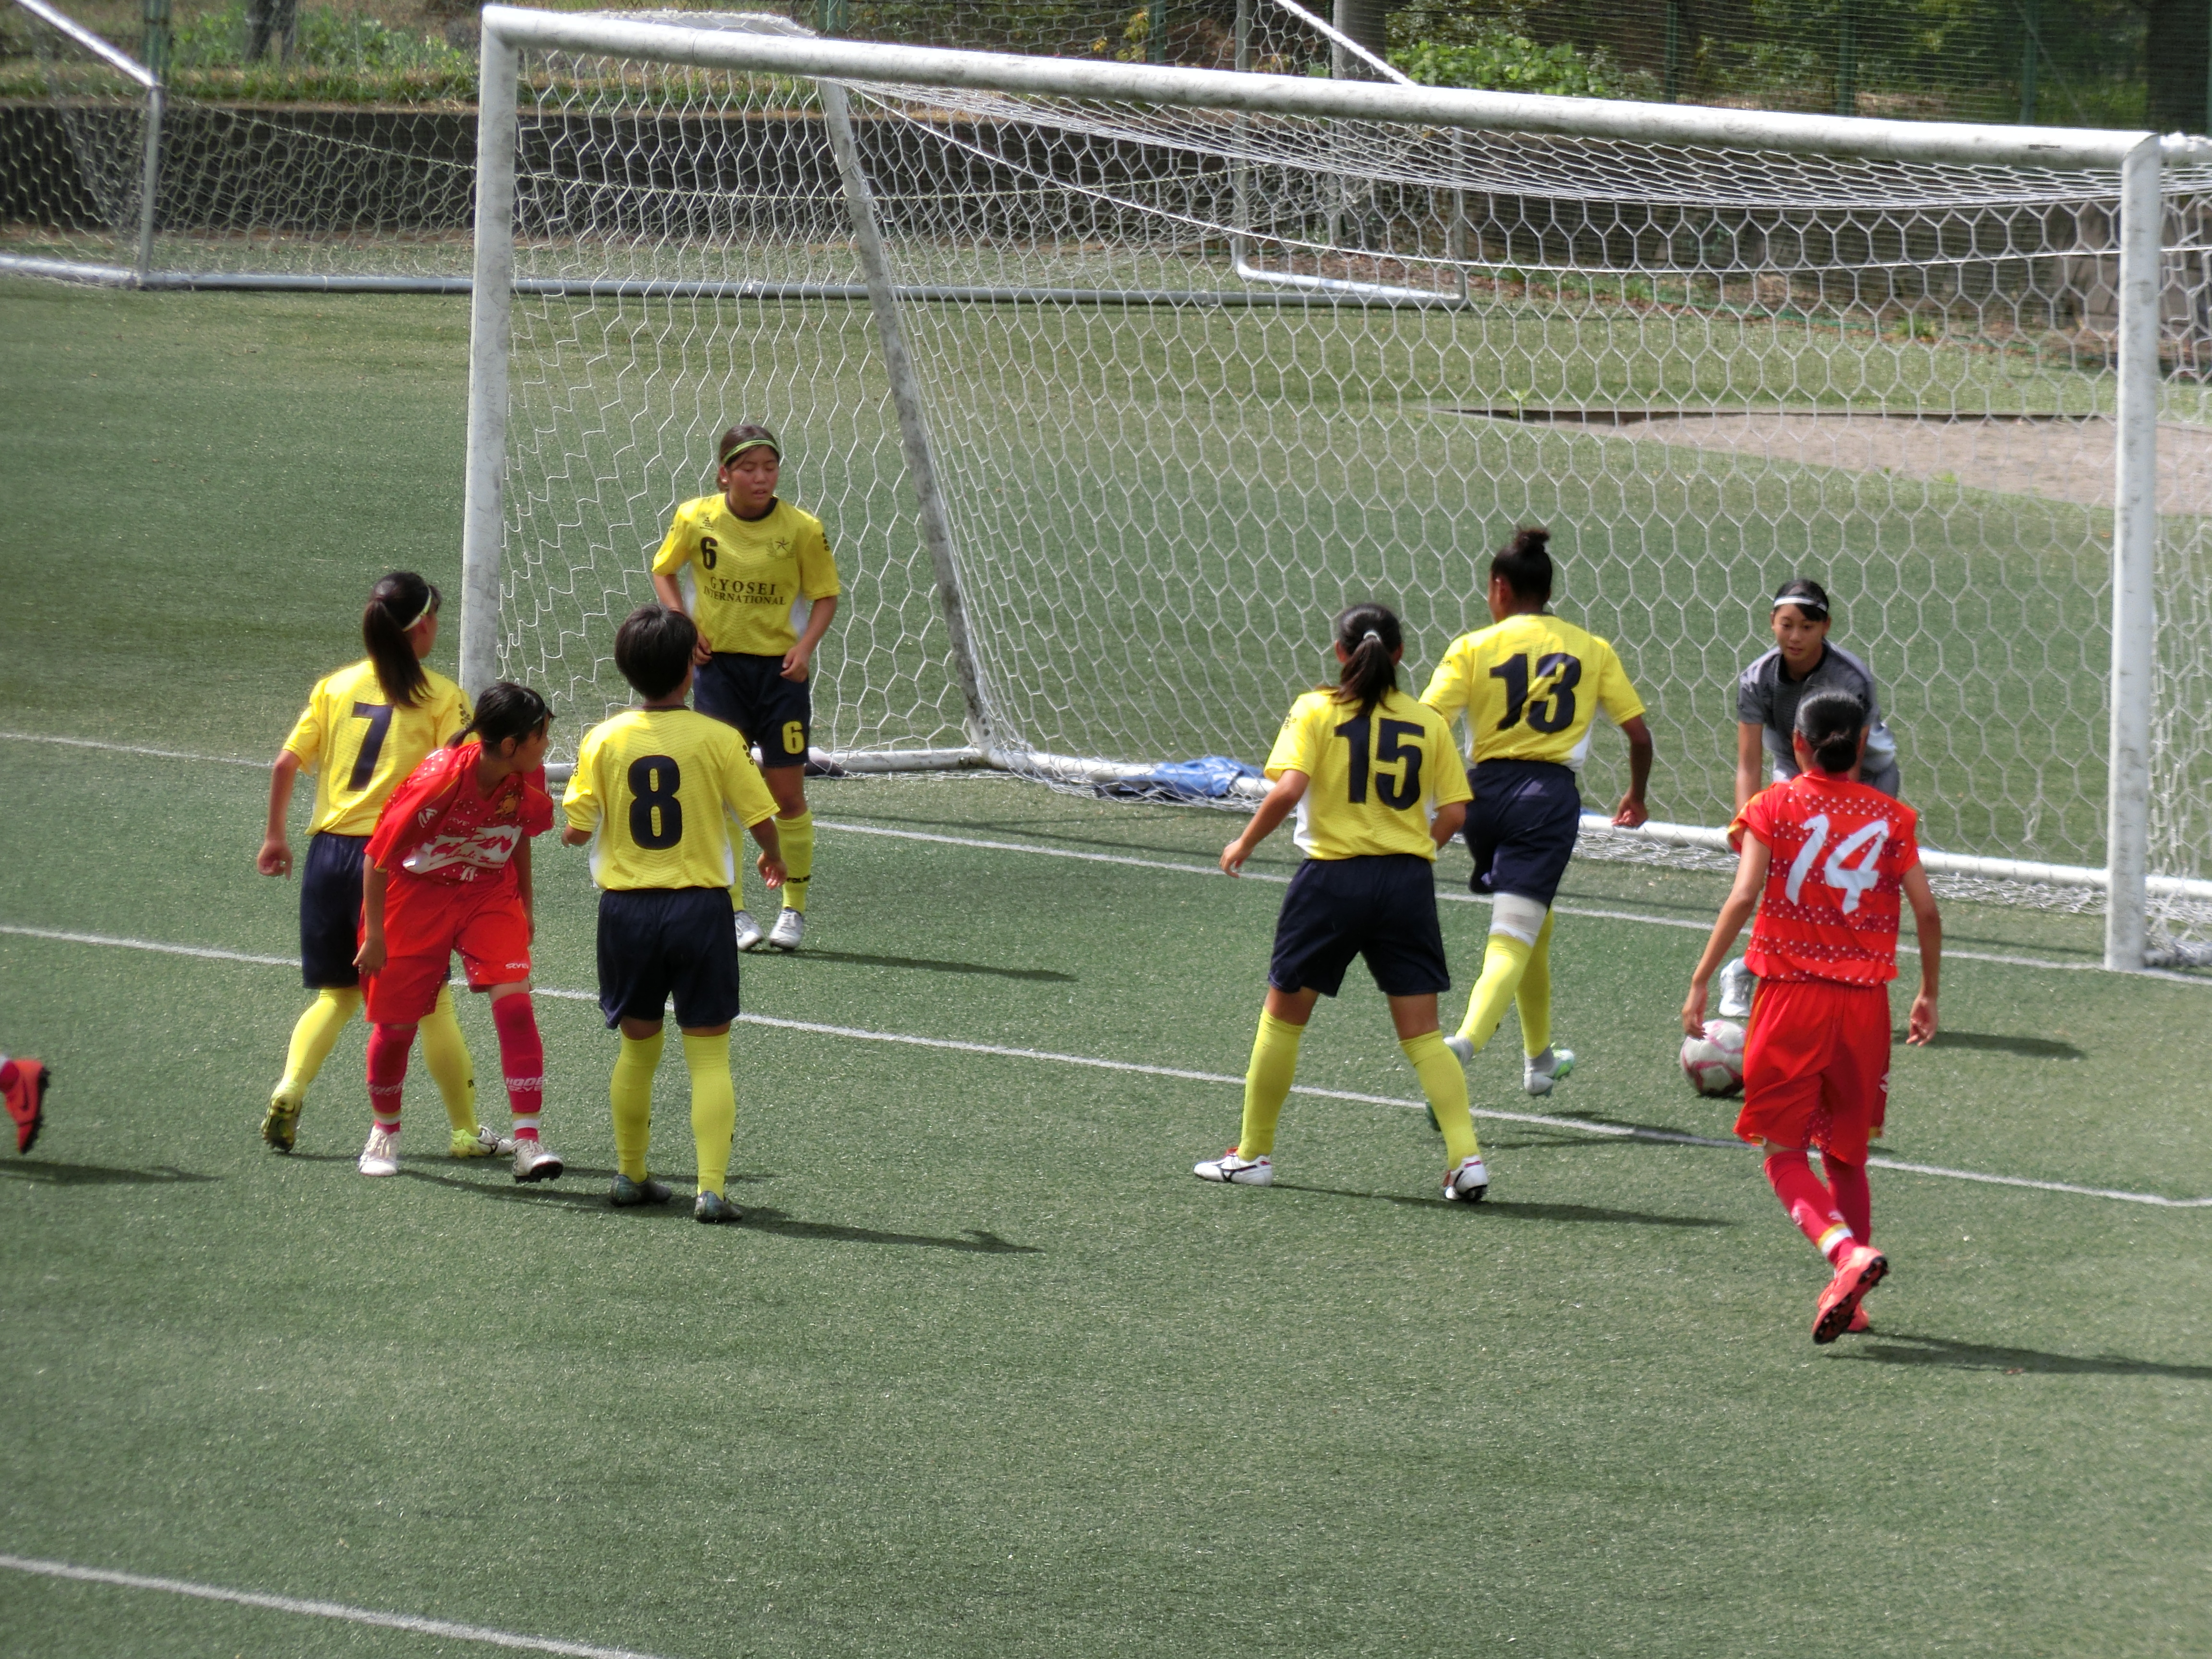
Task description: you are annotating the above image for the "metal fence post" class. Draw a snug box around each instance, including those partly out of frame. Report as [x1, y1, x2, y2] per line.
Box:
[458, 22, 519, 701]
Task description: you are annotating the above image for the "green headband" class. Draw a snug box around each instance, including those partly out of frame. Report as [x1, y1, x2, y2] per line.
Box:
[718, 435, 780, 467]
[408, 593, 438, 630]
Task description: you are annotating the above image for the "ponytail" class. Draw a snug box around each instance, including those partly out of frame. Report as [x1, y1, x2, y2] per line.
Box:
[1795, 688, 1866, 775]
[363, 571, 437, 709]
[1330, 602, 1402, 716]
[451, 682, 552, 753]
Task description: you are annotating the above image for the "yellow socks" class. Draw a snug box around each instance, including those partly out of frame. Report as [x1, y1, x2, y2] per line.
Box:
[1515, 910, 1556, 1058]
[1455, 931, 1535, 1054]
[276, 987, 361, 1100]
[610, 1030, 664, 1180]
[777, 809, 815, 914]
[683, 1032, 737, 1196]
[1401, 1031, 1479, 1166]
[1235, 1011, 1305, 1159]
[419, 986, 480, 1134]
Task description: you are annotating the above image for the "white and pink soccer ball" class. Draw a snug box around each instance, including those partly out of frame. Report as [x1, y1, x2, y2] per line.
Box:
[1681, 1018, 1747, 1097]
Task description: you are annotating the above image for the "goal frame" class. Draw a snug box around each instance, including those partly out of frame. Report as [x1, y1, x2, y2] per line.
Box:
[463, 3, 2210, 971]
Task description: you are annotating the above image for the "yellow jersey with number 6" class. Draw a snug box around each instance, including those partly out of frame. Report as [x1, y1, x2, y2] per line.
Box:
[1420, 613, 1645, 770]
[562, 706, 779, 891]
[1265, 686, 1472, 862]
[283, 659, 469, 837]
[651, 495, 842, 657]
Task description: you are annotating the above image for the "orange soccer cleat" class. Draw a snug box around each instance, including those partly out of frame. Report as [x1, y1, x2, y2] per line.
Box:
[3, 1057, 49, 1156]
[1846, 1306, 1872, 1334]
[1813, 1243, 1887, 1345]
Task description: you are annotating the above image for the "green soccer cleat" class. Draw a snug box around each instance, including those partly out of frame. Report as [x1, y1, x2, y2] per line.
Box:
[1524, 1046, 1575, 1098]
[694, 1189, 744, 1224]
[261, 1091, 302, 1154]
[610, 1173, 673, 1207]
[448, 1125, 511, 1159]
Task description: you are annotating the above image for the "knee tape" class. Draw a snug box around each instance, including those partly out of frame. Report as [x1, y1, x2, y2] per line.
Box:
[1489, 892, 1549, 947]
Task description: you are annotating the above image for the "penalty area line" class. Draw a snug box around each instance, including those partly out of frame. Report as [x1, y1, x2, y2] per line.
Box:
[10, 919, 2200, 1210]
[0, 1553, 674, 1659]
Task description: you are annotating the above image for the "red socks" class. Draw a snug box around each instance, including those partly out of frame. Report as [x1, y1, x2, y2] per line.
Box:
[366, 1024, 415, 1135]
[1825, 1155, 1872, 1245]
[1763, 1149, 1856, 1265]
[490, 994, 545, 1140]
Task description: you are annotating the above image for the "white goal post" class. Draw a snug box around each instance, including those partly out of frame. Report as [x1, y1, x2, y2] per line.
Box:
[458, 5, 2212, 971]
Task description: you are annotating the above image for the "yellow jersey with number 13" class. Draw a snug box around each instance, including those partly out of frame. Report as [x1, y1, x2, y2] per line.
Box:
[282, 659, 470, 837]
[651, 495, 842, 657]
[1265, 686, 1472, 862]
[562, 706, 780, 891]
[1420, 612, 1645, 770]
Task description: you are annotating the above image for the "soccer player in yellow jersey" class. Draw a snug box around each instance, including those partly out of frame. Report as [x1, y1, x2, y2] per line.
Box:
[1196, 604, 1490, 1201]
[561, 606, 787, 1223]
[651, 422, 839, 956]
[254, 572, 491, 1158]
[1421, 528, 1655, 1097]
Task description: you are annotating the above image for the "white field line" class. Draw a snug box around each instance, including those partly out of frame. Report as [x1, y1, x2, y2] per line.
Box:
[0, 1553, 673, 1659]
[812, 820, 2202, 981]
[2, 731, 2199, 982]
[6, 922, 2209, 1209]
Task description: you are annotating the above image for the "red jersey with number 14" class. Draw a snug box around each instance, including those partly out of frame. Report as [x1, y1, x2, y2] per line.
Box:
[367, 742, 554, 891]
[1730, 771, 1920, 987]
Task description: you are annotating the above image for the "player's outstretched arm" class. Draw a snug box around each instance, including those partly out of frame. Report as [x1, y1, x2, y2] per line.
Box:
[258, 750, 302, 876]
[1900, 862, 1942, 1044]
[1613, 715, 1655, 828]
[1222, 770, 1308, 876]
[1733, 723, 1765, 812]
[1683, 836, 1769, 1033]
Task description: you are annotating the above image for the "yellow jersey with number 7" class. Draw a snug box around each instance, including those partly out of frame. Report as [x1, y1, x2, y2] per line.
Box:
[282, 659, 470, 837]
[1420, 613, 1645, 770]
[1264, 686, 1472, 862]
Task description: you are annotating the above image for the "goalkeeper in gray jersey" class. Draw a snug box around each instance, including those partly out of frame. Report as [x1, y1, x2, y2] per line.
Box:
[1721, 577, 1904, 1016]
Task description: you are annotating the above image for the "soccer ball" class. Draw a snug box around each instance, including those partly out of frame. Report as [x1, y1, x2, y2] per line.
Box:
[1681, 1019, 1747, 1098]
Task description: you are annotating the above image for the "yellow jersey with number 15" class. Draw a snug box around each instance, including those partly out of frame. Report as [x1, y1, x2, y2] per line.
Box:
[1420, 612, 1646, 770]
[282, 659, 470, 837]
[1265, 686, 1472, 862]
[651, 495, 842, 657]
[562, 706, 780, 891]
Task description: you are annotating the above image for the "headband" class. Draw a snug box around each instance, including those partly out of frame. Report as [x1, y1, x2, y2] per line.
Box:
[719, 433, 781, 466]
[1771, 593, 1828, 621]
[407, 592, 438, 630]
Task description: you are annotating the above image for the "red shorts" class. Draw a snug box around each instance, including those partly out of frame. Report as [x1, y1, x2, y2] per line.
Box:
[361, 873, 532, 1025]
[1734, 977, 1891, 1165]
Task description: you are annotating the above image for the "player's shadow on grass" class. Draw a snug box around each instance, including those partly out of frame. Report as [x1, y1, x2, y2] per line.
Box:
[1273, 1182, 1731, 1228]
[0, 1160, 217, 1186]
[1890, 1028, 2085, 1060]
[741, 1206, 1043, 1254]
[1843, 1331, 2212, 1380]
[774, 948, 1075, 984]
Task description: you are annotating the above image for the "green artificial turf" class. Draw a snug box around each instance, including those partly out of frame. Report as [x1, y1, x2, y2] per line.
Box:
[3, 278, 2209, 1659]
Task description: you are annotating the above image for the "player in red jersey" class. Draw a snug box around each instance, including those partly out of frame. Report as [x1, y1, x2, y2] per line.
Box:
[1683, 688, 1943, 1344]
[355, 684, 563, 1184]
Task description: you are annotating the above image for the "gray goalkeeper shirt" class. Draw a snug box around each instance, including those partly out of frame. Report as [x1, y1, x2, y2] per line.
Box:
[1736, 641, 1901, 798]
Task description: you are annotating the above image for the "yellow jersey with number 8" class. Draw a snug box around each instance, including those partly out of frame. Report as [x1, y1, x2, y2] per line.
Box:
[1265, 686, 1472, 862]
[562, 706, 780, 891]
[1420, 613, 1645, 770]
[283, 660, 469, 837]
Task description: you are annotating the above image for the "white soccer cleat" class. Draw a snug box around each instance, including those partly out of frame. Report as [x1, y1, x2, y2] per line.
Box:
[511, 1138, 565, 1183]
[1718, 957, 1756, 1020]
[1443, 1155, 1490, 1203]
[1523, 1046, 1575, 1097]
[358, 1127, 399, 1178]
[1194, 1149, 1273, 1186]
[767, 908, 805, 952]
[733, 909, 766, 952]
[1443, 1034, 1475, 1067]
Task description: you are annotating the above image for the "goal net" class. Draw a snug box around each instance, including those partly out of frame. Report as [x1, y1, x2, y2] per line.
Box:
[469, 10, 2212, 964]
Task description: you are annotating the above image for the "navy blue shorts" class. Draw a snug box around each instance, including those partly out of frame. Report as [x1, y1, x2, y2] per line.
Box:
[1463, 759, 1582, 907]
[300, 831, 368, 989]
[1268, 854, 1451, 999]
[695, 652, 812, 769]
[596, 886, 741, 1030]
